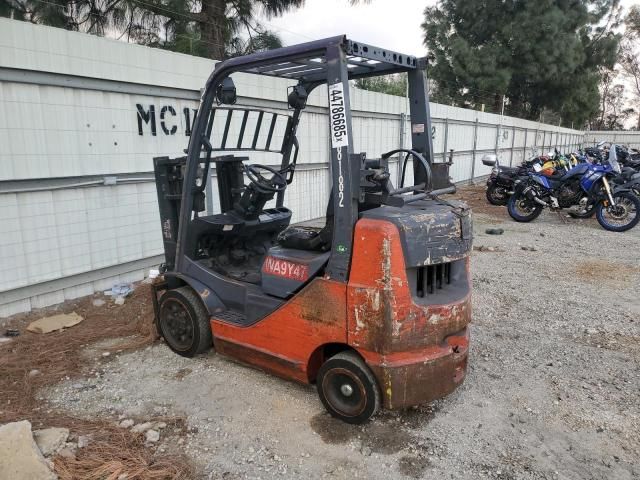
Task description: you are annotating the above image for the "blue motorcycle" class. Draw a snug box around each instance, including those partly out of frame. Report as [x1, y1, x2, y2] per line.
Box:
[508, 146, 640, 232]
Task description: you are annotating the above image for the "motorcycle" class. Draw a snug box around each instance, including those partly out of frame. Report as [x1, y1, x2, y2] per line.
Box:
[482, 154, 528, 205]
[584, 141, 607, 163]
[483, 150, 585, 207]
[613, 163, 640, 197]
[508, 146, 640, 232]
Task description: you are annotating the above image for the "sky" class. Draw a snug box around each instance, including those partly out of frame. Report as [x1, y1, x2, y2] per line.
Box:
[259, 0, 436, 56]
[260, 0, 638, 55]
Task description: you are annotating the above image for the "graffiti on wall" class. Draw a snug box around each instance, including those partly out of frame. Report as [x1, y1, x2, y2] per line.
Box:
[136, 104, 198, 136]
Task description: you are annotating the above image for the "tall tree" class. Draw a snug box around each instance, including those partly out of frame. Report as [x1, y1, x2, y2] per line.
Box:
[627, 4, 640, 36]
[620, 5, 640, 129]
[422, 0, 621, 126]
[0, 0, 302, 59]
[1, 0, 368, 59]
[590, 71, 635, 129]
[355, 73, 407, 97]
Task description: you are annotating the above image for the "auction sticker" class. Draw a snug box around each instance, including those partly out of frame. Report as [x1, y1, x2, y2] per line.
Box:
[329, 82, 349, 148]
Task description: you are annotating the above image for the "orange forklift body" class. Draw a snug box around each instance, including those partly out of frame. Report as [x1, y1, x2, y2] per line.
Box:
[211, 217, 470, 409]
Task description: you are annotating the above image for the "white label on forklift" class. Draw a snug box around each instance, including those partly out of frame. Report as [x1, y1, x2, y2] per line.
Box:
[223, 224, 234, 231]
[412, 123, 425, 133]
[328, 82, 349, 149]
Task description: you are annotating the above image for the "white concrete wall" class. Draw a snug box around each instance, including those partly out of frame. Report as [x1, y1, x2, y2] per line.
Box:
[584, 131, 640, 148]
[0, 18, 588, 316]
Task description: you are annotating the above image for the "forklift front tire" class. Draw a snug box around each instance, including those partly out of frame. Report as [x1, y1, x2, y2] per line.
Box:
[317, 351, 380, 424]
[157, 286, 213, 357]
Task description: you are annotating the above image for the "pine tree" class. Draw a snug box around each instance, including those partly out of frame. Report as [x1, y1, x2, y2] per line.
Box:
[422, 0, 622, 126]
[0, 0, 302, 59]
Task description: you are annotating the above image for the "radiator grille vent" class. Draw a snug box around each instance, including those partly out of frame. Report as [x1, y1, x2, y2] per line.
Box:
[416, 263, 451, 297]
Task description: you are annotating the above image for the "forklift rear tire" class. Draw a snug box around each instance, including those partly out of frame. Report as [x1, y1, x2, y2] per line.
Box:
[157, 286, 212, 358]
[317, 351, 380, 424]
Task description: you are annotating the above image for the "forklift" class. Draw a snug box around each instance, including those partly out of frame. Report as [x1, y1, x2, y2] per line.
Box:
[152, 35, 472, 423]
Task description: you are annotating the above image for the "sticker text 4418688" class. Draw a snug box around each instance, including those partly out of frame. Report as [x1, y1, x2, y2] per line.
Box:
[329, 82, 349, 207]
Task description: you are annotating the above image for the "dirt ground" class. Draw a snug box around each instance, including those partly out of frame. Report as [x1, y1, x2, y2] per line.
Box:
[2, 185, 640, 479]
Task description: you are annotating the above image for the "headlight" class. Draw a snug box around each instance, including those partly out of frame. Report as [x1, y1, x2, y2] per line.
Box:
[491, 167, 498, 175]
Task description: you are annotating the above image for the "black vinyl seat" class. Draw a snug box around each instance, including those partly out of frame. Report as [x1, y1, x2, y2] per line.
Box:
[277, 225, 331, 251]
[500, 166, 521, 174]
[277, 195, 334, 252]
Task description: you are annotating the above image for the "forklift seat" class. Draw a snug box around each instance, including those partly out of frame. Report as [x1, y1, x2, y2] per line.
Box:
[277, 226, 327, 251]
[277, 194, 334, 252]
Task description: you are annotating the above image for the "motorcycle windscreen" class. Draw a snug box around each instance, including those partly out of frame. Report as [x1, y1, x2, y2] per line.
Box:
[608, 146, 622, 174]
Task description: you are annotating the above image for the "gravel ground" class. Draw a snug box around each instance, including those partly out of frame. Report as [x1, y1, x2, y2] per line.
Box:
[45, 189, 640, 480]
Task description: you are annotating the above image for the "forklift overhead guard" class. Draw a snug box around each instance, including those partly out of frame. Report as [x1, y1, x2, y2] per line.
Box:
[152, 35, 473, 423]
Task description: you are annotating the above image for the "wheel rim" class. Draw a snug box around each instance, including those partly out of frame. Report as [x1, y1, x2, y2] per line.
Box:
[571, 203, 593, 217]
[322, 368, 367, 418]
[490, 187, 507, 201]
[601, 196, 637, 228]
[159, 299, 194, 351]
[513, 197, 538, 217]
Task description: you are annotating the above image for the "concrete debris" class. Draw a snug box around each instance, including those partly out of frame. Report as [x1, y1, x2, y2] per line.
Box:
[77, 435, 91, 449]
[29, 369, 41, 377]
[0, 421, 57, 480]
[114, 296, 126, 306]
[92, 298, 106, 307]
[145, 429, 160, 443]
[27, 312, 83, 334]
[106, 283, 134, 298]
[131, 422, 154, 433]
[56, 447, 75, 460]
[473, 246, 503, 253]
[119, 419, 135, 428]
[33, 427, 69, 457]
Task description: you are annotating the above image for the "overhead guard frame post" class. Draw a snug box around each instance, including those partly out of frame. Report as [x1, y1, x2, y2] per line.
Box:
[407, 60, 435, 188]
[324, 41, 358, 282]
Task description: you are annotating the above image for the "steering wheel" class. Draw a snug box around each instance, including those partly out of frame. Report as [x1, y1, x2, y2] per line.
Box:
[381, 148, 433, 190]
[245, 164, 287, 193]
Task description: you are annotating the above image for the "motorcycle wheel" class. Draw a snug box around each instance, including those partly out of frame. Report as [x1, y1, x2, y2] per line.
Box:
[507, 193, 544, 222]
[568, 203, 596, 219]
[595, 192, 640, 232]
[486, 184, 510, 206]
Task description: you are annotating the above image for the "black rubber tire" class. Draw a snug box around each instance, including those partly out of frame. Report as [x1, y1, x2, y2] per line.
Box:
[157, 286, 212, 357]
[595, 192, 640, 232]
[316, 351, 380, 424]
[485, 184, 509, 206]
[507, 193, 543, 222]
